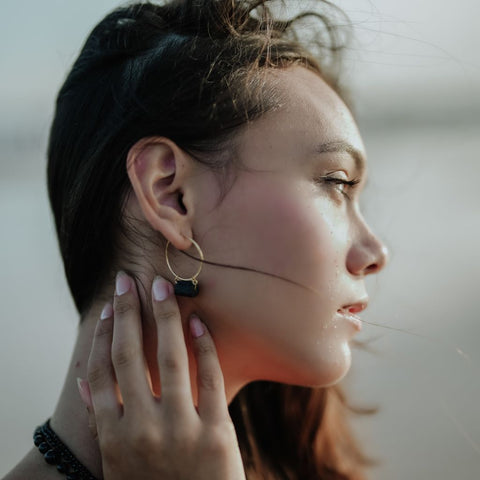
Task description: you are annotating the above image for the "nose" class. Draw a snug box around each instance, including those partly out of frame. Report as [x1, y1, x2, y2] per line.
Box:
[346, 226, 389, 277]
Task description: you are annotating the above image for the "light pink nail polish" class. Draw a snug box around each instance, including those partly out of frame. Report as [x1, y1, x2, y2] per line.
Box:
[190, 315, 205, 338]
[76, 377, 92, 407]
[153, 277, 171, 302]
[116, 272, 130, 296]
[100, 303, 113, 320]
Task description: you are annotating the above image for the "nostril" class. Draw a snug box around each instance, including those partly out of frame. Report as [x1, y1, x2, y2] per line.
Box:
[365, 263, 379, 274]
[346, 241, 388, 277]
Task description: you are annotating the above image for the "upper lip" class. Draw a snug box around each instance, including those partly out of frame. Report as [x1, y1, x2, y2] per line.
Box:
[338, 299, 369, 315]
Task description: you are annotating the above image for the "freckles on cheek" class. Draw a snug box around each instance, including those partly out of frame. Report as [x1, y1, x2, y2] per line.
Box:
[239, 182, 338, 285]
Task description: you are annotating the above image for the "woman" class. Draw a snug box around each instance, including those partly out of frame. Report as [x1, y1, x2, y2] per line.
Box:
[4, 0, 388, 479]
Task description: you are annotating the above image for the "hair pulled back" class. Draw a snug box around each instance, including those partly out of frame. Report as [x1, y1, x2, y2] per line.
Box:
[48, 0, 347, 315]
[48, 1, 372, 478]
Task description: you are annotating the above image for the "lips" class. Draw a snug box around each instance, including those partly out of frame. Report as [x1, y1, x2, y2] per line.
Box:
[341, 302, 368, 314]
[337, 301, 368, 332]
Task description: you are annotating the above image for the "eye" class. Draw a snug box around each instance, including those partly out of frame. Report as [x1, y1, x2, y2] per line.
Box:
[317, 172, 361, 200]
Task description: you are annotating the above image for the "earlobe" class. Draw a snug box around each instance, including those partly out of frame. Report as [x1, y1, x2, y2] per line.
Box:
[126, 137, 193, 250]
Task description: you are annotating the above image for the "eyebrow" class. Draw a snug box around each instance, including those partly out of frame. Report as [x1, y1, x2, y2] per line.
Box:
[313, 141, 366, 175]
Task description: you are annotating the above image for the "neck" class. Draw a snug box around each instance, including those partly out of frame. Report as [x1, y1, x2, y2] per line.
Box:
[49, 305, 104, 478]
[44, 300, 245, 479]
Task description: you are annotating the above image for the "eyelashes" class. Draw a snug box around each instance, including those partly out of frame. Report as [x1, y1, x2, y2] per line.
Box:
[317, 175, 361, 199]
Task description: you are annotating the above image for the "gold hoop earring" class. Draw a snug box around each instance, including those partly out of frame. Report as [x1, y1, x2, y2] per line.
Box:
[165, 236, 204, 297]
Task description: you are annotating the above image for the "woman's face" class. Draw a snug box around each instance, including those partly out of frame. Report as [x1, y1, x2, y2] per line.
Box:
[185, 66, 388, 389]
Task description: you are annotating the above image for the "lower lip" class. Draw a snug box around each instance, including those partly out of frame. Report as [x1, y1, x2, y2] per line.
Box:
[337, 311, 363, 332]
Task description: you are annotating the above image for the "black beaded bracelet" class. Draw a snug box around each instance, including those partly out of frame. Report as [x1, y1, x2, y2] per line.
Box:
[33, 420, 98, 480]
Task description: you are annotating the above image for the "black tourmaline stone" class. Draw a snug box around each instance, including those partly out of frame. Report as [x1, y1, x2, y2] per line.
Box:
[38, 442, 49, 454]
[44, 449, 59, 465]
[34, 433, 44, 446]
[34, 420, 98, 480]
[174, 280, 199, 297]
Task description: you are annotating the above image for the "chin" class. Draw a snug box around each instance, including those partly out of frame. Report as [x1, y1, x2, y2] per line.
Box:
[296, 341, 353, 388]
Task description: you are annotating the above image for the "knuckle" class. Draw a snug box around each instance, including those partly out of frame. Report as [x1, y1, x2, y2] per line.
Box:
[198, 371, 222, 392]
[111, 344, 140, 368]
[94, 319, 112, 339]
[87, 363, 108, 388]
[159, 352, 182, 373]
[166, 424, 192, 448]
[156, 305, 179, 323]
[114, 298, 134, 317]
[131, 427, 161, 453]
[195, 339, 216, 357]
[202, 430, 230, 457]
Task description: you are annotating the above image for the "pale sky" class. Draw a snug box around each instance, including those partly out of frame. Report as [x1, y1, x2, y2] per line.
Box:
[1, 0, 479, 129]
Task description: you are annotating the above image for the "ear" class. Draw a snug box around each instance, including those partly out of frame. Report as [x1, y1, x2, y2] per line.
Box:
[126, 136, 193, 250]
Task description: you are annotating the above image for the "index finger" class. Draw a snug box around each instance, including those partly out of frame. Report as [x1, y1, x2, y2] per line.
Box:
[111, 272, 152, 412]
[152, 276, 193, 409]
[87, 306, 119, 428]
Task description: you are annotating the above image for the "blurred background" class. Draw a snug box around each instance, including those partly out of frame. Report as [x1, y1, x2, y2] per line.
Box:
[0, 1, 479, 478]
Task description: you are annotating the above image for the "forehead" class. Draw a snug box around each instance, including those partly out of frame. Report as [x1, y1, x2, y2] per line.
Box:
[237, 66, 366, 169]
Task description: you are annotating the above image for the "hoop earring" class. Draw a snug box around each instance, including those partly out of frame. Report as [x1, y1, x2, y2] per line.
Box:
[165, 236, 204, 297]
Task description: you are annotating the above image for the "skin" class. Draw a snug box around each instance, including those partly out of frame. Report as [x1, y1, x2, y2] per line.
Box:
[3, 66, 387, 479]
[186, 67, 387, 389]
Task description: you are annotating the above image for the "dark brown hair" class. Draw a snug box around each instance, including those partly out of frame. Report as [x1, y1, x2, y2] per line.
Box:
[47, 1, 373, 477]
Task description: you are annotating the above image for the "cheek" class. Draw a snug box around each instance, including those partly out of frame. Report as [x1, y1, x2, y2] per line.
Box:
[210, 177, 342, 285]
[197, 177, 352, 386]
[248, 182, 345, 292]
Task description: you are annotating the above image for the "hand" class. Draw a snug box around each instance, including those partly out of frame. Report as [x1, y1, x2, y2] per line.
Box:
[78, 272, 246, 480]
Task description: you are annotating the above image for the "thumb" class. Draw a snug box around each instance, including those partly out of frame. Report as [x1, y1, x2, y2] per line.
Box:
[86, 406, 98, 440]
[77, 377, 98, 439]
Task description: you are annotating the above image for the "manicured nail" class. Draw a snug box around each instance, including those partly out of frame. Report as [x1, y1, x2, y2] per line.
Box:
[153, 276, 172, 302]
[116, 271, 131, 296]
[190, 315, 205, 338]
[100, 303, 113, 320]
[76, 377, 92, 407]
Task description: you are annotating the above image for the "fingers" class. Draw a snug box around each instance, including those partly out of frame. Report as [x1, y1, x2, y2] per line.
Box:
[152, 276, 193, 407]
[151, 276, 227, 421]
[77, 378, 98, 439]
[86, 271, 227, 436]
[190, 315, 229, 422]
[112, 272, 153, 412]
[87, 304, 120, 427]
[77, 377, 93, 408]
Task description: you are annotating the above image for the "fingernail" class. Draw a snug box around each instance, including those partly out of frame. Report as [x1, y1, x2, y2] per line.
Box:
[76, 377, 92, 407]
[100, 303, 113, 320]
[116, 271, 131, 296]
[190, 315, 205, 338]
[153, 276, 172, 302]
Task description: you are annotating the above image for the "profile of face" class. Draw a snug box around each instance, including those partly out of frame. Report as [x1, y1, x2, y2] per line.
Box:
[128, 66, 388, 393]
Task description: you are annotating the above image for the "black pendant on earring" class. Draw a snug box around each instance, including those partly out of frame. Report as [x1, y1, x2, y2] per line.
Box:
[174, 279, 199, 297]
[165, 237, 204, 298]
